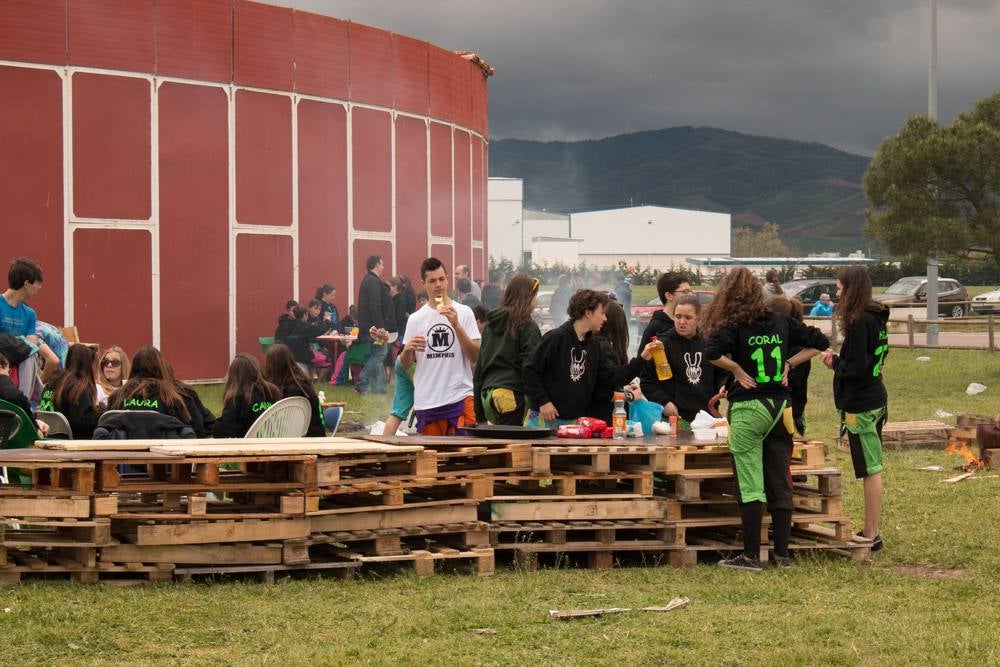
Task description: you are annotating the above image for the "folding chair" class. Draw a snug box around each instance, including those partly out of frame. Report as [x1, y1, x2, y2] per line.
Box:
[35, 410, 73, 439]
[244, 396, 311, 438]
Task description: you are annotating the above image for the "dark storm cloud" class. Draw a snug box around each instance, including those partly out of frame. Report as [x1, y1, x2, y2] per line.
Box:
[279, 0, 1000, 155]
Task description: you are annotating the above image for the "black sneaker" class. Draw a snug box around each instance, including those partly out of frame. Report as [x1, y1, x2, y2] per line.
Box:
[856, 531, 884, 553]
[718, 554, 763, 572]
[770, 554, 793, 569]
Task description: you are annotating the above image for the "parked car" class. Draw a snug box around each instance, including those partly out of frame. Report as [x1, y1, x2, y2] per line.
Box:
[632, 290, 715, 325]
[874, 277, 970, 317]
[781, 278, 839, 310]
[971, 287, 1000, 314]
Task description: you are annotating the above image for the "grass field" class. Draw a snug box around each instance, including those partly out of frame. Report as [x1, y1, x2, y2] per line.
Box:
[4, 352, 1000, 664]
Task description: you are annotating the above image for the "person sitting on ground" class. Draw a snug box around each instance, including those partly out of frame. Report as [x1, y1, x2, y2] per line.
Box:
[809, 293, 834, 317]
[109, 347, 192, 421]
[213, 354, 281, 438]
[473, 275, 542, 426]
[96, 346, 130, 407]
[481, 271, 505, 311]
[0, 352, 49, 435]
[641, 294, 728, 425]
[457, 278, 481, 309]
[314, 284, 340, 327]
[523, 289, 663, 426]
[263, 343, 325, 437]
[38, 344, 102, 438]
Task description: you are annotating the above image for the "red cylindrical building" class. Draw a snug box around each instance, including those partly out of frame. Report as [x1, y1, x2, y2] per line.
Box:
[0, 0, 490, 379]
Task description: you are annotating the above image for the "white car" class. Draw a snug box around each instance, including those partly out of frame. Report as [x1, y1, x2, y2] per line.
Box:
[972, 288, 1000, 314]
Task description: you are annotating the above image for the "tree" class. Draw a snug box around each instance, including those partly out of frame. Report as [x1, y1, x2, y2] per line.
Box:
[731, 223, 792, 257]
[865, 90, 1000, 266]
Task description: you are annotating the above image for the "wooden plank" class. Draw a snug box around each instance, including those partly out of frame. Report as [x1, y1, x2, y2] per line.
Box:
[489, 498, 667, 522]
[309, 502, 478, 532]
[148, 442, 424, 456]
[0, 496, 92, 518]
[134, 518, 310, 545]
[100, 543, 283, 565]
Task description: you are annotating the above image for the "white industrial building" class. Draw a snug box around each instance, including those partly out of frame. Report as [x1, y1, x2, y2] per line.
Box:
[487, 178, 570, 265]
[488, 179, 731, 270]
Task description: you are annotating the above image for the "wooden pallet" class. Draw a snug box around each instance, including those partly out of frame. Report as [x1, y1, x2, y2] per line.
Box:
[308, 500, 480, 533]
[837, 420, 953, 451]
[658, 441, 825, 473]
[328, 546, 495, 576]
[531, 445, 670, 475]
[0, 455, 96, 494]
[2, 517, 112, 548]
[111, 491, 309, 519]
[99, 541, 285, 566]
[306, 475, 493, 513]
[499, 545, 687, 571]
[307, 520, 492, 557]
[97, 455, 317, 493]
[491, 472, 653, 498]
[487, 497, 668, 522]
[0, 552, 174, 585]
[681, 524, 871, 563]
[658, 495, 844, 523]
[290, 451, 438, 486]
[432, 443, 533, 474]
[492, 519, 679, 548]
[655, 466, 844, 502]
[113, 517, 311, 546]
[173, 558, 360, 584]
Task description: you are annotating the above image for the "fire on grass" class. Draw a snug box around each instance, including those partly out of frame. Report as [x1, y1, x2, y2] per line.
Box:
[944, 441, 985, 472]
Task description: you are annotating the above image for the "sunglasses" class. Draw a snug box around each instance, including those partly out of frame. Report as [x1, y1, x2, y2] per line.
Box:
[101, 359, 122, 368]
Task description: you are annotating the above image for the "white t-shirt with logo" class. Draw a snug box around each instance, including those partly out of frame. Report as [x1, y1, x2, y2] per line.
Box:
[403, 302, 481, 411]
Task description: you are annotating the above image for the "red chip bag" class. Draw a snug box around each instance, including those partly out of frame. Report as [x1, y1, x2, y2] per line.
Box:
[556, 425, 592, 439]
[599, 427, 614, 439]
[577, 417, 608, 432]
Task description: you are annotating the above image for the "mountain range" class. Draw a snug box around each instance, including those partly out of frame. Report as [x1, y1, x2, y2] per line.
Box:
[487, 126, 873, 254]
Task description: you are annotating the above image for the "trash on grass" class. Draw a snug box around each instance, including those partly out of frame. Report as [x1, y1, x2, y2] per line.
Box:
[934, 410, 954, 418]
[916, 465, 944, 471]
[549, 607, 630, 619]
[916, 356, 931, 362]
[966, 383, 988, 395]
[640, 597, 690, 612]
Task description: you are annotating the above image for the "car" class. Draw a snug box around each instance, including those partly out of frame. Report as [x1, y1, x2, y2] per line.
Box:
[781, 278, 839, 310]
[971, 287, 1000, 314]
[532, 290, 554, 329]
[873, 277, 970, 317]
[632, 290, 715, 325]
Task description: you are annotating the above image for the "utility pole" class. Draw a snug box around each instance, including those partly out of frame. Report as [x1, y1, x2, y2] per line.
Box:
[926, 0, 940, 345]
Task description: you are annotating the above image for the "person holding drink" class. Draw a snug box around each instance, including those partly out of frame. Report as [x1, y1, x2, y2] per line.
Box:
[641, 294, 728, 425]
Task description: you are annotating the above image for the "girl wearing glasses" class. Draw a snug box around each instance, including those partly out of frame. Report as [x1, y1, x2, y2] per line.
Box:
[96, 346, 130, 407]
[473, 274, 543, 425]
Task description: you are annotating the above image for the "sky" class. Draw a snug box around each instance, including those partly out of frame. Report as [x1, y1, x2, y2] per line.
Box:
[277, 1, 1000, 156]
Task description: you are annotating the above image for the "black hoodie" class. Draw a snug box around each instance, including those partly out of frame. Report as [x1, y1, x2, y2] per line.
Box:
[213, 386, 278, 438]
[280, 379, 325, 437]
[638, 310, 675, 391]
[38, 380, 100, 439]
[523, 320, 645, 421]
[832, 306, 890, 412]
[705, 311, 829, 403]
[642, 329, 728, 422]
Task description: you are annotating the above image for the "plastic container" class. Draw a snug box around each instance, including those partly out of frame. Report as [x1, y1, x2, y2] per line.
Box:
[612, 392, 627, 440]
[692, 428, 717, 442]
[651, 346, 672, 381]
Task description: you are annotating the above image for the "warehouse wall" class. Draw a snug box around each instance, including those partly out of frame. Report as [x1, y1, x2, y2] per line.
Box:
[0, 0, 489, 379]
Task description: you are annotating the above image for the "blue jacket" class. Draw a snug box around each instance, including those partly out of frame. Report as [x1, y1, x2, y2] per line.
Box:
[810, 301, 834, 317]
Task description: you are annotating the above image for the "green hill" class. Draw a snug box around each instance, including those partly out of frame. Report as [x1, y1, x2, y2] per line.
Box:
[488, 126, 871, 251]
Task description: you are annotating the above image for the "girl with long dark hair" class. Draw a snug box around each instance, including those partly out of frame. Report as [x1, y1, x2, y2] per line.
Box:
[39, 344, 102, 438]
[473, 274, 543, 425]
[263, 343, 325, 437]
[821, 265, 889, 553]
[588, 300, 630, 422]
[703, 267, 829, 570]
[213, 354, 281, 438]
[109, 346, 192, 425]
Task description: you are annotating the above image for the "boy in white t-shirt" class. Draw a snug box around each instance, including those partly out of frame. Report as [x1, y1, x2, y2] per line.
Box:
[401, 257, 481, 435]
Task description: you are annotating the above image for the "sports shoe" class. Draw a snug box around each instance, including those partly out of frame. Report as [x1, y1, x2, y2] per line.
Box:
[718, 554, 763, 572]
[856, 531, 883, 552]
[770, 554, 793, 569]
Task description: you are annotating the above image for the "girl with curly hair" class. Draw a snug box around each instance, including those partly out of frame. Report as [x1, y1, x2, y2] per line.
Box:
[703, 267, 829, 570]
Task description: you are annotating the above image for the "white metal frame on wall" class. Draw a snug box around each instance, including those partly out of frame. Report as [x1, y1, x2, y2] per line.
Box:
[1, 58, 489, 374]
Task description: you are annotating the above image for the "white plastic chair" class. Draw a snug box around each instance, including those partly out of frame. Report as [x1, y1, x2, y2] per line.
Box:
[35, 410, 74, 439]
[244, 396, 311, 438]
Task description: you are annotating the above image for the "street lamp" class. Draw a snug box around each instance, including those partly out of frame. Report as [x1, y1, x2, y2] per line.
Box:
[926, 0, 940, 345]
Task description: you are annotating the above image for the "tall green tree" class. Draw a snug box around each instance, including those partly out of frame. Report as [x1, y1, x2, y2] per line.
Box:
[731, 223, 792, 257]
[865, 90, 1000, 266]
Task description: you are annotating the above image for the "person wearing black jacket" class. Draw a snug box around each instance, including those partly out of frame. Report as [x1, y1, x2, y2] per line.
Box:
[643, 294, 728, 424]
[275, 306, 329, 368]
[263, 343, 325, 437]
[703, 267, 829, 571]
[213, 354, 281, 438]
[523, 289, 661, 425]
[38, 344, 102, 438]
[108, 346, 193, 427]
[821, 266, 890, 553]
[766, 295, 810, 435]
[357, 255, 395, 394]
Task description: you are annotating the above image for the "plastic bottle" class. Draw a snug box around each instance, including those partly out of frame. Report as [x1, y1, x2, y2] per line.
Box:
[652, 342, 672, 381]
[612, 392, 627, 440]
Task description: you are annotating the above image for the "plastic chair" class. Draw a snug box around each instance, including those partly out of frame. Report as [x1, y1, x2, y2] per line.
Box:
[0, 400, 41, 485]
[244, 396, 311, 438]
[35, 410, 73, 439]
[259, 336, 275, 355]
[322, 406, 343, 436]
